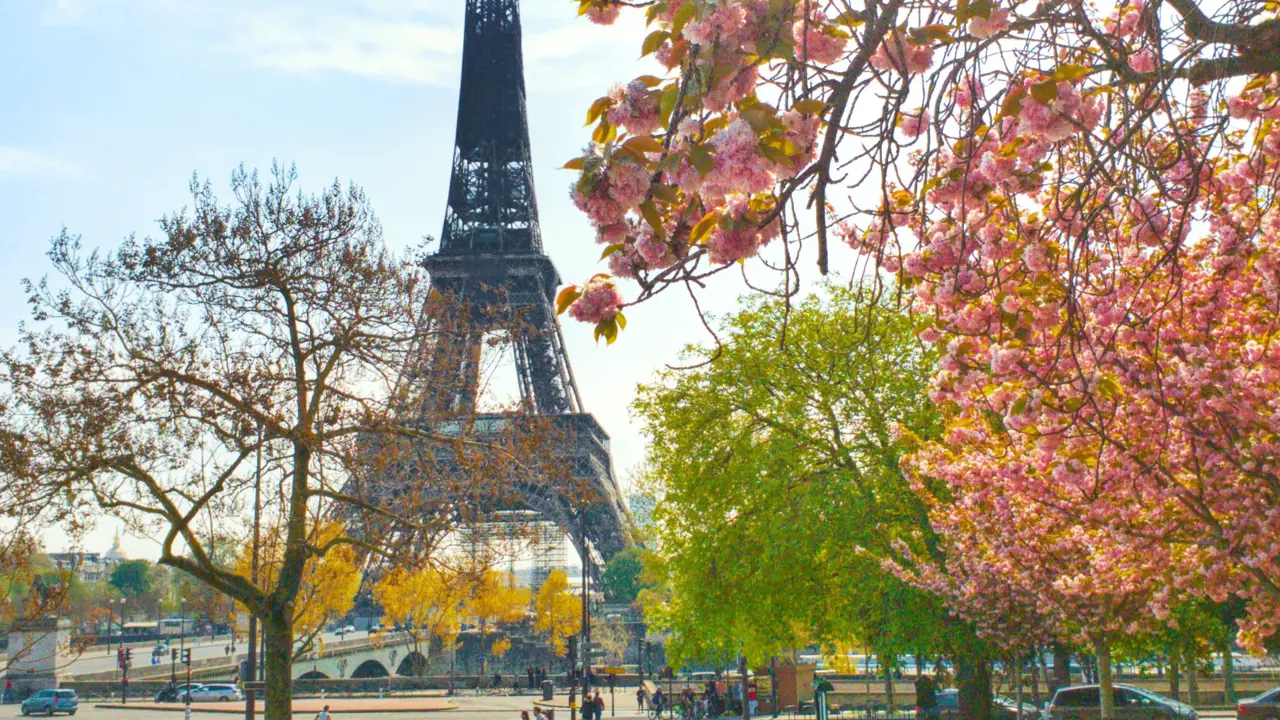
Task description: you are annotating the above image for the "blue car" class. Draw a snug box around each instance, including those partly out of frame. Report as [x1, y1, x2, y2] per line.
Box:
[20, 688, 78, 716]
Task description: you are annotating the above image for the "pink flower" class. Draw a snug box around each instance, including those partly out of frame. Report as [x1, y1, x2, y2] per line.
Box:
[605, 159, 653, 209]
[898, 109, 930, 139]
[870, 33, 934, 75]
[1128, 48, 1157, 74]
[967, 8, 1010, 39]
[792, 20, 847, 64]
[955, 75, 985, 109]
[584, 2, 620, 25]
[607, 80, 661, 136]
[568, 275, 624, 323]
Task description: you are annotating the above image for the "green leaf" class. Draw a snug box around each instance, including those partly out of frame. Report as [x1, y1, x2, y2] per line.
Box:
[1062, 396, 1086, 412]
[639, 199, 666, 240]
[999, 85, 1026, 118]
[660, 83, 680, 125]
[594, 317, 620, 344]
[600, 243, 626, 260]
[1030, 80, 1058, 105]
[1096, 375, 1124, 400]
[641, 30, 670, 57]
[671, 2, 696, 36]
[555, 286, 582, 316]
[689, 144, 716, 175]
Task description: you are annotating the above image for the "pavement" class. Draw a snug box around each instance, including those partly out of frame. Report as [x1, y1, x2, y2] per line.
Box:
[62, 630, 376, 678]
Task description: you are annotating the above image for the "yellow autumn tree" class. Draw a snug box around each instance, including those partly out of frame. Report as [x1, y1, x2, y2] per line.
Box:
[235, 520, 360, 659]
[374, 565, 472, 674]
[534, 569, 581, 657]
[468, 568, 531, 664]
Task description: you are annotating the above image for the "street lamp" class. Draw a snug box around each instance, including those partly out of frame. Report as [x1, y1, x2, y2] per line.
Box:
[107, 599, 115, 653]
[179, 596, 186, 657]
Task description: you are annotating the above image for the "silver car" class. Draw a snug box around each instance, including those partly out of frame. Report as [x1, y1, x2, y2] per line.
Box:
[183, 683, 243, 702]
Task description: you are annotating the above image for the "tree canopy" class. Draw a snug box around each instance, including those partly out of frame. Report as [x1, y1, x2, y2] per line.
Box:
[108, 560, 153, 598]
[634, 285, 971, 667]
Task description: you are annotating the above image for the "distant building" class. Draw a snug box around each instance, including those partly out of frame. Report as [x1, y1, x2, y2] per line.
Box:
[47, 533, 129, 584]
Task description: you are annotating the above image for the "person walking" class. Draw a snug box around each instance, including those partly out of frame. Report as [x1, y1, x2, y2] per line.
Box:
[528, 665, 536, 690]
[915, 673, 939, 720]
[315, 704, 333, 720]
[594, 690, 605, 719]
[522, 711, 532, 720]
[582, 691, 595, 720]
[748, 683, 758, 716]
[637, 685, 648, 711]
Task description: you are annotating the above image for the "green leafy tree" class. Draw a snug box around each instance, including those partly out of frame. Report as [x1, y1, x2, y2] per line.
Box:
[601, 547, 645, 605]
[109, 559, 153, 598]
[635, 285, 988, 702]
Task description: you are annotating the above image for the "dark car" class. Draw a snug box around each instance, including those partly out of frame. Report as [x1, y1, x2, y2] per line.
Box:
[155, 683, 204, 703]
[20, 688, 78, 716]
[1239, 688, 1280, 720]
[1048, 684, 1196, 720]
[924, 688, 1040, 720]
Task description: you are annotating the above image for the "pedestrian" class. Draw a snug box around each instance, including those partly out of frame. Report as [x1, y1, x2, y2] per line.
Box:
[915, 673, 938, 720]
[522, 711, 532, 720]
[535, 707, 547, 720]
[494, 672, 503, 691]
[582, 691, 595, 720]
[315, 704, 333, 720]
[594, 690, 605, 718]
[637, 685, 647, 710]
[748, 683, 758, 716]
[528, 665, 536, 690]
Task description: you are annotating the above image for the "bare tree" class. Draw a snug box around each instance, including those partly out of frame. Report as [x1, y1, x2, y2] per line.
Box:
[0, 164, 580, 720]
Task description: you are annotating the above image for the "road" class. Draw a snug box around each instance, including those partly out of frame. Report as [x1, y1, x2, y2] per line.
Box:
[61, 630, 362, 677]
[0, 692, 1247, 720]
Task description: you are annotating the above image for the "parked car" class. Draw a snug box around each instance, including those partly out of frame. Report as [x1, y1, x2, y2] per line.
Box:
[925, 688, 1040, 720]
[152, 642, 169, 656]
[341, 624, 356, 634]
[20, 688, 78, 716]
[1239, 688, 1280, 720]
[1048, 684, 1196, 720]
[156, 683, 203, 703]
[185, 683, 243, 702]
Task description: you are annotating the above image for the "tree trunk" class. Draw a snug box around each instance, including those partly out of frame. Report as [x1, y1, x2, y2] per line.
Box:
[1015, 653, 1025, 720]
[262, 606, 294, 720]
[740, 653, 751, 720]
[1187, 655, 1199, 707]
[1051, 645, 1070, 692]
[1221, 640, 1236, 704]
[1029, 648, 1042, 714]
[884, 659, 896, 714]
[1097, 641, 1114, 720]
[956, 649, 993, 720]
[1168, 650, 1181, 702]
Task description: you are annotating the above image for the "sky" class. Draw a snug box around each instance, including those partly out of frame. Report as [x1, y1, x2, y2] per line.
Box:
[0, 0, 777, 561]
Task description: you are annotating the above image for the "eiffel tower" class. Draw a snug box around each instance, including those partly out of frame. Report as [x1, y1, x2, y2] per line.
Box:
[414, 0, 630, 563]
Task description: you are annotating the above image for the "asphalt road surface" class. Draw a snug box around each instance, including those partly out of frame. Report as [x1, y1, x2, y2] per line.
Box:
[62, 630, 359, 677]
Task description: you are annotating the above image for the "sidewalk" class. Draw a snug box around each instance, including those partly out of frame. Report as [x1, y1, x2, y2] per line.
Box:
[95, 697, 458, 714]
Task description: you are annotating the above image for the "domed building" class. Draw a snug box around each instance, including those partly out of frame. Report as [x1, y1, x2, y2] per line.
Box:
[104, 533, 127, 564]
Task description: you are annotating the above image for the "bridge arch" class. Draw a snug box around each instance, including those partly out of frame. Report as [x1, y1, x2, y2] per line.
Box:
[298, 670, 329, 680]
[351, 659, 390, 679]
[397, 650, 429, 677]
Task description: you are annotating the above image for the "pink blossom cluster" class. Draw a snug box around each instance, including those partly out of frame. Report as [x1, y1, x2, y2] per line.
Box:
[607, 80, 662, 136]
[567, 275, 624, 324]
[706, 194, 780, 264]
[967, 8, 1011, 38]
[869, 33, 935, 75]
[792, 17, 847, 64]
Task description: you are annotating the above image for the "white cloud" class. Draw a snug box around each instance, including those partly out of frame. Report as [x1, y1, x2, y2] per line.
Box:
[0, 147, 77, 178]
[235, 9, 462, 85]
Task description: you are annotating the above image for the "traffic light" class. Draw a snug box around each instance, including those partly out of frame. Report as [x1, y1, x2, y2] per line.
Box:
[124, 647, 133, 666]
[182, 648, 192, 665]
[171, 648, 178, 661]
[116, 647, 125, 669]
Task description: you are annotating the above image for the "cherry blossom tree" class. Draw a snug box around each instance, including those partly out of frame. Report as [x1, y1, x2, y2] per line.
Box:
[555, 0, 1280, 665]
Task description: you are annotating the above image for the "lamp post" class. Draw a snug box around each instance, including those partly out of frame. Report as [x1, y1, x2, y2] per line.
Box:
[107, 599, 115, 653]
[179, 596, 186, 657]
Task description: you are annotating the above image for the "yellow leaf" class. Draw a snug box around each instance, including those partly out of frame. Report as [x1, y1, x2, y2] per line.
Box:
[671, 2, 696, 35]
[563, 157, 586, 170]
[641, 30, 670, 57]
[690, 210, 721, 244]
[555, 286, 582, 315]
[792, 98, 829, 115]
[586, 97, 613, 126]
[592, 120, 618, 143]
[635, 74, 664, 88]
[616, 312, 627, 330]
[1030, 80, 1058, 104]
[624, 135, 667, 154]
[1052, 64, 1094, 82]
[639, 199, 666, 239]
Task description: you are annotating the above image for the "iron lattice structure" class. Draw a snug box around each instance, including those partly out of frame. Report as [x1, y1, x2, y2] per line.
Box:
[412, 0, 631, 562]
